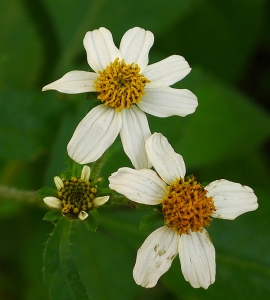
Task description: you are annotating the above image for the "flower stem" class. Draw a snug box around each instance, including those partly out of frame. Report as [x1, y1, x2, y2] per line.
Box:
[0, 185, 43, 206]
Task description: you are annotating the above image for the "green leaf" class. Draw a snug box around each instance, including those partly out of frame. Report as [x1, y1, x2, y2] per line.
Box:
[83, 210, 99, 232]
[43, 217, 88, 300]
[0, 91, 65, 160]
[139, 210, 163, 230]
[43, 0, 202, 75]
[0, 0, 43, 89]
[157, 0, 265, 82]
[37, 187, 56, 198]
[43, 210, 62, 222]
[153, 68, 270, 169]
[70, 212, 143, 300]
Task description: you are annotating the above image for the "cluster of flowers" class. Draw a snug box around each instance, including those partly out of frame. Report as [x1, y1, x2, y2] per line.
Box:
[42, 27, 258, 289]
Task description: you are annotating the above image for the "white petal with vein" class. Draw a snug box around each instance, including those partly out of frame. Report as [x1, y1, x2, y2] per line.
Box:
[179, 229, 216, 289]
[120, 106, 151, 169]
[43, 197, 62, 209]
[83, 28, 121, 73]
[138, 87, 198, 117]
[109, 167, 166, 205]
[120, 27, 154, 72]
[42, 71, 97, 94]
[67, 105, 122, 164]
[54, 176, 64, 190]
[206, 179, 258, 220]
[133, 226, 179, 288]
[81, 166, 91, 182]
[146, 133, 186, 185]
[93, 196, 110, 207]
[143, 55, 191, 88]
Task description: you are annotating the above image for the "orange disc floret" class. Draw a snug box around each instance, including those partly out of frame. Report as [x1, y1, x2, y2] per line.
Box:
[162, 176, 216, 234]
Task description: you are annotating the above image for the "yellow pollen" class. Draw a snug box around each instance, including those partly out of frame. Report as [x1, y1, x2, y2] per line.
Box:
[162, 176, 216, 235]
[94, 58, 150, 111]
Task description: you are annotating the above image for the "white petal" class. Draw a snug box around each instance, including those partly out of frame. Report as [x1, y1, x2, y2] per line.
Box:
[83, 28, 121, 73]
[133, 226, 179, 288]
[179, 229, 216, 289]
[146, 133, 186, 185]
[54, 176, 64, 191]
[143, 55, 191, 88]
[78, 211, 88, 220]
[205, 180, 258, 220]
[120, 106, 151, 169]
[119, 27, 154, 72]
[92, 196, 110, 207]
[109, 167, 166, 205]
[81, 166, 91, 182]
[138, 87, 198, 117]
[67, 105, 122, 164]
[43, 197, 62, 210]
[42, 71, 97, 94]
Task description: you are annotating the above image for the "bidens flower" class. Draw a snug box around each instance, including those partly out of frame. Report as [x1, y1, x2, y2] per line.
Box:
[44, 166, 109, 220]
[42, 27, 198, 169]
[109, 133, 258, 289]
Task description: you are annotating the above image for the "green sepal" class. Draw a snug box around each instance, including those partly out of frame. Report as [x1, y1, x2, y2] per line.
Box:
[139, 210, 164, 230]
[37, 187, 56, 198]
[43, 210, 62, 222]
[83, 210, 99, 232]
[96, 187, 112, 197]
[64, 154, 83, 178]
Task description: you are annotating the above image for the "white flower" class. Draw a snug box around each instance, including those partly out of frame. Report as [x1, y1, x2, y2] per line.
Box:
[44, 166, 109, 220]
[42, 27, 198, 169]
[109, 133, 258, 289]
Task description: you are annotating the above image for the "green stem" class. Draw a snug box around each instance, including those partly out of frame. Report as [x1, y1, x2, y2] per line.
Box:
[0, 185, 43, 206]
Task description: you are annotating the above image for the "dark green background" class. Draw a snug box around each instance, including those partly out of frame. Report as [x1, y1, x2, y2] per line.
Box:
[0, 0, 269, 299]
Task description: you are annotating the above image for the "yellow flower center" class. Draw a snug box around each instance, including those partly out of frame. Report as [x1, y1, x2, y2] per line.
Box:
[94, 58, 150, 111]
[162, 176, 216, 235]
[57, 177, 97, 218]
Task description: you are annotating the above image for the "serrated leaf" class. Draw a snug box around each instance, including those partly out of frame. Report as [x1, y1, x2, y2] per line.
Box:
[37, 187, 56, 198]
[43, 210, 62, 222]
[43, 217, 88, 300]
[139, 210, 164, 230]
[70, 214, 144, 300]
[83, 210, 99, 232]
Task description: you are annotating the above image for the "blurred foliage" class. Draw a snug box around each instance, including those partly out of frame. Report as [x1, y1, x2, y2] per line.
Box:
[0, 0, 269, 299]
